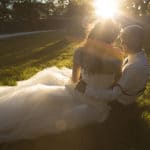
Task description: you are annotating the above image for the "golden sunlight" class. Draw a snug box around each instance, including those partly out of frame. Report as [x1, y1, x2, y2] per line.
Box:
[93, 0, 119, 18]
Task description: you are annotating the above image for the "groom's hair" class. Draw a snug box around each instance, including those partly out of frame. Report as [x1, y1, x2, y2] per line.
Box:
[88, 19, 119, 44]
[120, 25, 144, 51]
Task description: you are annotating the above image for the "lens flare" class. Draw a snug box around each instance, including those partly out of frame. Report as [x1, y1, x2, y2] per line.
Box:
[93, 0, 119, 18]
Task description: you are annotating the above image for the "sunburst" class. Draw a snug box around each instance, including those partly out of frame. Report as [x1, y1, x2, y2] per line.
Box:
[93, 0, 119, 18]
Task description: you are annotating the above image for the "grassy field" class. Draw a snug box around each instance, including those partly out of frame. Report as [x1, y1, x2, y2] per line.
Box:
[0, 29, 149, 150]
[0, 30, 81, 85]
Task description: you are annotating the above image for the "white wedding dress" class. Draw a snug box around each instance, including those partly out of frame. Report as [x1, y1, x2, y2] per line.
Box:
[0, 67, 115, 143]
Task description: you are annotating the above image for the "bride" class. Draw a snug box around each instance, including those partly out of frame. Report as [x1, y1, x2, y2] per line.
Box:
[0, 20, 123, 143]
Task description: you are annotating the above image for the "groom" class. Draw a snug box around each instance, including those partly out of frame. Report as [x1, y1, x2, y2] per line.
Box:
[110, 25, 149, 104]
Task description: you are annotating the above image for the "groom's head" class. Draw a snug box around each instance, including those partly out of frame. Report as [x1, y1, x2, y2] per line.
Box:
[120, 25, 144, 54]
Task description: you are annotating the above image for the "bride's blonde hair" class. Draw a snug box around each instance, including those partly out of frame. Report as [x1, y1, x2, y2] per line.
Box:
[84, 20, 122, 57]
[79, 19, 123, 74]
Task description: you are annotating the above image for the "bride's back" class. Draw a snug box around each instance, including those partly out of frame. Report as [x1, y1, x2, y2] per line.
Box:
[75, 20, 123, 89]
[79, 46, 122, 89]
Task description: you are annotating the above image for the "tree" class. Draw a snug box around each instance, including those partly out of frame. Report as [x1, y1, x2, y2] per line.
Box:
[50, 0, 69, 16]
[65, 0, 94, 17]
[0, 0, 13, 21]
[121, 0, 150, 16]
[45, 0, 56, 16]
[13, 1, 40, 21]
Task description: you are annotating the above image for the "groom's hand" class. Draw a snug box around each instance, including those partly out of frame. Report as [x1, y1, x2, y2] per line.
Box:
[75, 80, 87, 93]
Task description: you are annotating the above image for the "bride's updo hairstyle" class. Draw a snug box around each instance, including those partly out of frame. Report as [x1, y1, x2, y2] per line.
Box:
[87, 20, 119, 44]
[80, 19, 122, 74]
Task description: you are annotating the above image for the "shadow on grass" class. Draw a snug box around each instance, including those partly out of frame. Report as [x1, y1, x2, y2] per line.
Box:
[0, 40, 69, 67]
[0, 40, 74, 85]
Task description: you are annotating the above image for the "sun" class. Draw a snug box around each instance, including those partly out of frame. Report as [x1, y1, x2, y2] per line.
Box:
[93, 0, 119, 18]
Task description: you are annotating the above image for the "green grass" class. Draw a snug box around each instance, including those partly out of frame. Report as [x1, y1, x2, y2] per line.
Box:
[0, 30, 81, 85]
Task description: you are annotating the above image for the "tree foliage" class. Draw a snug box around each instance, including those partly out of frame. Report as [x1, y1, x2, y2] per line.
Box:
[121, 0, 150, 15]
[13, 1, 39, 21]
[0, 0, 150, 22]
[65, 0, 94, 17]
[0, 0, 13, 21]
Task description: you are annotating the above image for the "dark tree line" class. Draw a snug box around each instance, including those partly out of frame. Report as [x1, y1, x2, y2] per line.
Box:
[0, 0, 150, 22]
[0, 0, 69, 21]
[121, 0, 150, 15]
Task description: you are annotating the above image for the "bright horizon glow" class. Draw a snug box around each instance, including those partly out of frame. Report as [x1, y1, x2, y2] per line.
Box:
[93, 0, 119, 18]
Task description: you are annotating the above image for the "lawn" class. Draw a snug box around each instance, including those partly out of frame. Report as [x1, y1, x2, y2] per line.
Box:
[0, 30, 81, 85]
[0, 29, 149, 150]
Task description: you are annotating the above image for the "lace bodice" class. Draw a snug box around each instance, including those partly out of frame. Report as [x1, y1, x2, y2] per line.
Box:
[74, 46, 122, 82]
[74, 46, 122, 90]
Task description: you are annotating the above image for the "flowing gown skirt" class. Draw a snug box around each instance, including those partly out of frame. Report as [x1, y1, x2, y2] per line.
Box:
[0, 67, 110, 143]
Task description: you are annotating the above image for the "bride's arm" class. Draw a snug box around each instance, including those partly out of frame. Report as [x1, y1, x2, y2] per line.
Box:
[72, 62, 81, 83]
[71, 48, 82, 83]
